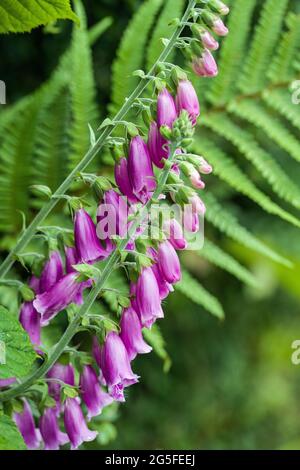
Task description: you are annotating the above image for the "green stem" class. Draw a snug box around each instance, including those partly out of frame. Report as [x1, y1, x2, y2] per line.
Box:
[0, 0, 196, 280]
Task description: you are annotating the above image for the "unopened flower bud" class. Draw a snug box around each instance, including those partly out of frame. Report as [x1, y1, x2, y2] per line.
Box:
[192, 50, 218, 77]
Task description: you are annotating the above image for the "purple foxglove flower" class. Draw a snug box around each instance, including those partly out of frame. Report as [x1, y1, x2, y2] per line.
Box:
[114, 157, 138, 203]
[100, 332, 139, 402]
[176, 80, 200, 126]
[47, 363, 75, 403]
[74, 208, 108, 263]
[189, 194, 206, 215]
[192, 50, 218, 77]
[148, 121, 164, 168]
[186, 165, 205, 189]
[33, 273, 83, 326]
[29, 275, 41, 294]
[65, 246, 79, 274]
[196, 156, 213, 174]
[157, 240, 181, 284]
[14, 400, 41, 450]
[201, 31, 219, 50]
[64, 397, 97, 450]
[0, 377, 16, 387]
[97, 189, 128, 239]
[157, 88, 177, 129]
[120, 307, 152, 361]
[183, 207, 199, 233]
[80, 365, 113, 420]
[212, 18, 229, 36]
[19, 301, 41, 347]
[163, 218, 187, 250]
[128, 136, 156, 203]
[40, 251, 64, 293]
[136, 267, 164, 328]
[151, 262, 173, 300]
[40, 407, 69, 450]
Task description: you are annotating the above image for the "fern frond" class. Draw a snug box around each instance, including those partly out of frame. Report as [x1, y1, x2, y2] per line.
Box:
[0, 101, 41, 232]
[201, 193, 292, 268]
[238, 0, 289, 94]
[110, 0, 163, 114]
[33, 89, 71, 191]
[69, 0, 99, 170]
[194, 138, 300, 228]
[228, 99, 300, 164]
[263, 88, 300, 131]
[268, 12, 300, 82]
[143, 324, 171, 372]
[175, 269, 224, 319]
[205, 0, 256, 105]
[146, 0, 184, 69]
[199, 239, 258, 288]
[202, 114, 300, 209]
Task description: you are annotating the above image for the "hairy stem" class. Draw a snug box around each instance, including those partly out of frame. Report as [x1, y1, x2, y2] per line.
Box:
[0, 0, 196, 280]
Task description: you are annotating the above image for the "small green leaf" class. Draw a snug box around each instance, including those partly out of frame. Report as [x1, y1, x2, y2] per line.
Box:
[99, 118, 113, 130]
[63, 386, 78, 399]
[0, 306, 36, 379]
[73, 263, 100, 281]
[0, 0, 79, 34]
[88, 123, 96, 147]
[0, 414, 26, 450]
[30, 185, 52, 200]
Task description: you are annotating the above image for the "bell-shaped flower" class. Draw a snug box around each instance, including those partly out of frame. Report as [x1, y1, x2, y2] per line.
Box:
[136, 267, 164, 328]
[14, 400, 41, 450]
[192, 50, 218, 77]
[40, 407, 69, 450]
[80, 365, 113, 420]
[163, 218, 187, 250]
[19, 301, 41, 347]
[120, 307, 152, 361]
[65, 246, 79, 274]
[64, 397, 97, 450]
[201, 31, 219, 50]
[114, 157, 138, 203]
[100, 332, 139, 402]
[212, 17, 229, 36]
[128, 136, 156, 203]
[157, 88, 177, 129]
[33, 273, 84, 326]
[74, 208, 108, 263]
[40, 251, 64, 293]
[176, 80, 200, 126]
[157, 240, 181, 284]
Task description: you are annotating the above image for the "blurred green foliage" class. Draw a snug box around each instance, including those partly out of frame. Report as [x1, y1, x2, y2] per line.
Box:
[1, 0, 300, 450]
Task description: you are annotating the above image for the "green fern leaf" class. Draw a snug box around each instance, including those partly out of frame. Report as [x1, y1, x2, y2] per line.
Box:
[34, 89, 71, 191]
[194, 138, 300, 228]
[268, 13, 300, 82]
[199, 239, 258, 288]
[201, 193, 292, 268]
[263, 88, 300, 131]
[110, 0, 163, 114]
[202, 114, 300, 208]
[228, 99, 300, 164]
[146, 0, 184, 69]
[238, 0, 289, 93]
[206, 0, 256, 105]
[69, 0, 99, 169]
[175, 269, 224, 320]
[143, 324, 171, 372]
